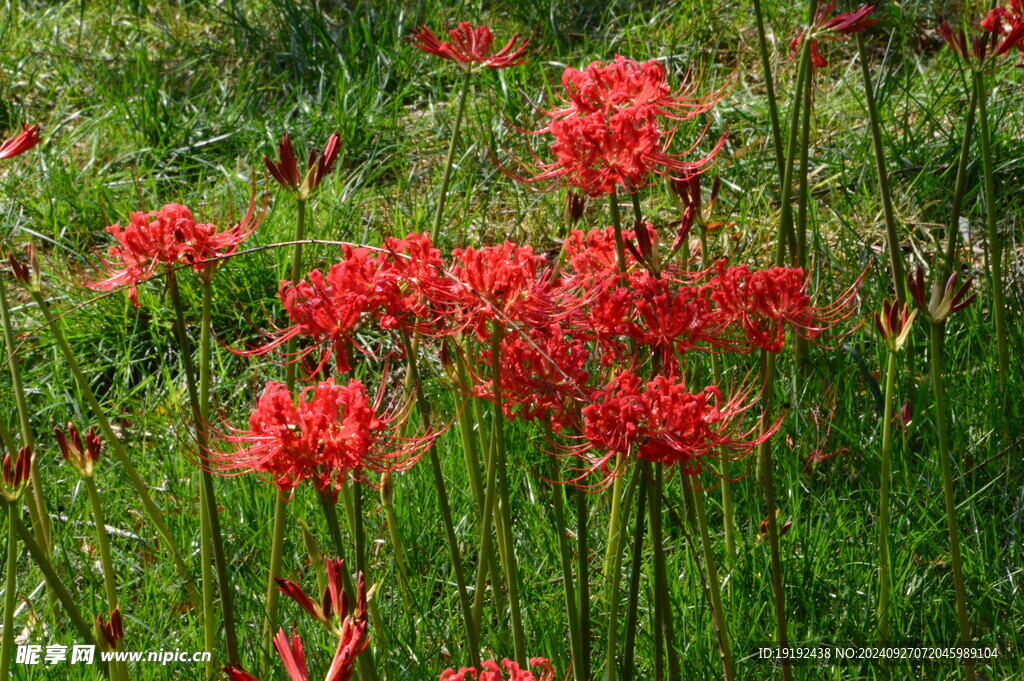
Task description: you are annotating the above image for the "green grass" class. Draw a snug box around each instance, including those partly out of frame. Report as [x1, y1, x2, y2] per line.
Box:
[2, 1, 1023, 680]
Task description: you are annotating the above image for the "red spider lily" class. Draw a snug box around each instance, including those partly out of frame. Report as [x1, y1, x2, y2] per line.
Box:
[1, 446, 33, 502]
[477, 323, 592, 431]
[0, 123, 40, 160]
[570, 371, 770, 486]
[86, 201, 260, 306]
[54, 423, 103, 478]
[441, 658, 555, 681]
[440, 242, 558, 340]
[276, 559, 364, 637]
[245, 236, 443, 374]
[212, 378, 432, 496]
[939, 2, 1024, 67]
[527, 55, 726, 196]
[703, 261, 861, 353]
[790, 2, 879, 70]
[408, 22, 529, 72]
[907, 267, 976, 323]
[265, 133, 341, 201]
[874, 299, 916, 351]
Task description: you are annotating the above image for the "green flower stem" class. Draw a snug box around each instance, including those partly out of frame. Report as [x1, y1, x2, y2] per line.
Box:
[794, 26, 814, 369]
[379, 474, 415, 612]
[650, 464, 681, 681]
[878, 348, 897, 642]
[1, 501, 18, 679]
[689, 475, 735, 681]
[620, 470, 647, 681]
[856, 33, 907, 305]
[974, 71, 1009, 391]
[928, 322, 974, 681]
[755, 349, 792, 681]
[265, 197, 308, 660]
[10, 503, 95, 643]
[547, 454, 586, 681]
[263, 494, 288, 664]
[403, 335, 480, 667]
[28, 290, 200, 611]
[166, 273, 238, 667]
[942, 85, 977, 280]
[430, 69, 473, 243]
[776, 30, 811, 265]
[575, 487, 591, 678]
[608, 190, 627, 277]
[84, 476, 118, 611]
[752, 0, 786, 181]
[490, 327, 527, 666]
[319, 490, 381, 681]
[454, 353, 485, 513]
[471, 399, 501, 636]
[0, 277, 50, 554]
[602, 466, 639, 681]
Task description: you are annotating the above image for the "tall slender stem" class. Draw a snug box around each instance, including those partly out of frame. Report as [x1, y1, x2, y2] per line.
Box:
[689, 476, 735, 681]
[28, 290, 200, 610]
[10, 505, 95, 643]
[489, 327, 527, 666]
[878, 349, 897, 642]
[430, 70, 473, 243]
[1, 502, 18, 679]
[319, 491, 380, 681]
[602, 467, 638, 681]
[608, 189, 627, 277]
[752, 0, 786, 182]
[405, 336, 480, 666]
[0, 277, 49, 554]
[776, 35, 811, 265]
[794, 29, 815, 369]
[620, 473, 647, 681]
[265, 197, 308, 660]
[974, 71, 1009, 391]
[929, 322, 974, 681]
[856, 33, 907, 305]
[167, 272, 239, 664]
[575, 487, 591, 678]
[650, 464, 681, 681]
[755, 350, 792, 681]
[548, 455, 585, 681]
[942, 85, 977, 280]
[379, 474, 415, 611]
[84, 476, 119, 611]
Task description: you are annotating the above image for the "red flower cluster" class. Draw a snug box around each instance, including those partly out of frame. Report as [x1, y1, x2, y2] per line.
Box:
[790, 2, 879, 70]
[88, 202, 260, 306]
[441, 658, 555, 681]
[530, 56, 725, 196]
[409, 22, 530, 72]
[215, 378, 430, 495]
[0, 124, 40, 160]
[575, 371, 767, 482]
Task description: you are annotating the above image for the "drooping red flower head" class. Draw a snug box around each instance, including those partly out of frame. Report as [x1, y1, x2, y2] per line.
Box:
[409, 22, 530, 72]
[528, 56, 726, 196]
[213, 378, 430, 496]
[790, 2, 879, 70]
[86, 201, 260, 306]
[573, 371, 767, 485]
[0, 124, 40, 160]
[440, 658, 555, 681]
[703, 261, 860, 353]
[275, 559, 365, 638]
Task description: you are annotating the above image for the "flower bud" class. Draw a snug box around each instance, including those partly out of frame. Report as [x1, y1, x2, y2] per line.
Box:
[564, 191, 586, 225]
[7, 245, 42, 293]
[1, 446, 33, 501]
[874, 299, 916, 352]
[96, 608, 124, 651]
[55, 423, 102, 478]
